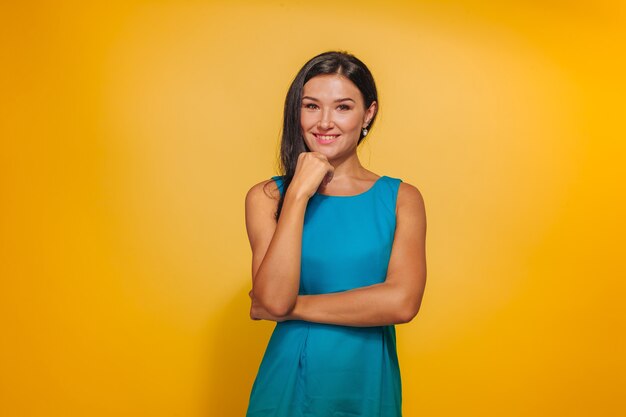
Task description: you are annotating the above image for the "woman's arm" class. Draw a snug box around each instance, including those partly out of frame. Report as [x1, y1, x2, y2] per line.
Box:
[293, 182, 426, 326]
[250, 182, 427, 326]
[245, 179, 309, 317]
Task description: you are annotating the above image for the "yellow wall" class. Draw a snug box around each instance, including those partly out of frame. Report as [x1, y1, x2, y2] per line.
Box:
[1, 1, 624, 416]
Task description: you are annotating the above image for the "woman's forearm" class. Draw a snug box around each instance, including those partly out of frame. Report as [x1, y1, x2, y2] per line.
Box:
[288, 282, 421, 327]
[252, 190, 309, 317]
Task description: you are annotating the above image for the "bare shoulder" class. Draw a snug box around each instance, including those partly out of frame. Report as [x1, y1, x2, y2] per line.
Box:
[245, 177, 282, 251]
[397, 180, 426, 215]
[395, 180, 427, 234]
[245, 177, 281, 207]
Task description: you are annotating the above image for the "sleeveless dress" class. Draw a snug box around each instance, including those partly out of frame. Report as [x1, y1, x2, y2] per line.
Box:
[246, 175, 404, 417]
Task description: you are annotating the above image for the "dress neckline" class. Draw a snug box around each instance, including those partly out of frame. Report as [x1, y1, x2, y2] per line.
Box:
[314, 176, 386, 198]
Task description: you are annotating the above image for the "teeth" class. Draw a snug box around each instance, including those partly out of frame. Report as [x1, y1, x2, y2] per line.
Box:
[317, 135, 338, 140]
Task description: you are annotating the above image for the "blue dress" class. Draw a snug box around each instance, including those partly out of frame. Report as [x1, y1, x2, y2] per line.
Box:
[246, 175, 404, 417]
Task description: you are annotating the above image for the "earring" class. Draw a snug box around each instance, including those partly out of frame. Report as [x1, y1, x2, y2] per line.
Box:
[362, 127, 368, 137]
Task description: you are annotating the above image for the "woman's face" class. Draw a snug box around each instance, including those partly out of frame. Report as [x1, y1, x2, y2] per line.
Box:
[300, 74, 376, 159]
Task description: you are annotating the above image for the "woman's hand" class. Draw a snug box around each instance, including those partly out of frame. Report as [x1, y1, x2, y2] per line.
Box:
[249, 289, 290, 322]
[289, 151, 335, 199]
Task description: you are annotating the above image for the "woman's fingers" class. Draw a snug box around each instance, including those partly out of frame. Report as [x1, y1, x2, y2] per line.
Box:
[291, 151, 335, 197]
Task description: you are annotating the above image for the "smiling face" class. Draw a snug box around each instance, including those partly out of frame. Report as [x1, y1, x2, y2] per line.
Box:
[300, 73, 377, 159]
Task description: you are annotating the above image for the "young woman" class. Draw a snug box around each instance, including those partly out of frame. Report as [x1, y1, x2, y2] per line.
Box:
[244, 51, 427, 417]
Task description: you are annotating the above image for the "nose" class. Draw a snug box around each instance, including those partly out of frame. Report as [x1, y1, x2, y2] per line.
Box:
[318, 108, 334, 130]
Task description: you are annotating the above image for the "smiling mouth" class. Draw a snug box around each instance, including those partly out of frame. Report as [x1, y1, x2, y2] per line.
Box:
[313, 133, 340, 142]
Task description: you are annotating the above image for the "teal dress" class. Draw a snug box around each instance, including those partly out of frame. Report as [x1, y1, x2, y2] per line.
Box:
[246, 175, 404, 417]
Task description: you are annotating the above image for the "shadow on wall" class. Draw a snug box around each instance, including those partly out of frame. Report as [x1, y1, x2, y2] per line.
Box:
[204, 284, 275, 416]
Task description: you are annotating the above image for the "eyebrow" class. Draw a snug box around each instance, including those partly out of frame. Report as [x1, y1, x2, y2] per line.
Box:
[302, 96, 356, 103]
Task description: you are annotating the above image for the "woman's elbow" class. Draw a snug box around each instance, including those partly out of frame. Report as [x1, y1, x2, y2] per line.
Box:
[265, 301, 295, 318]
[394, 306, 417, 324]
[395, 295, 422, 324]
[256, 290, 295, 318]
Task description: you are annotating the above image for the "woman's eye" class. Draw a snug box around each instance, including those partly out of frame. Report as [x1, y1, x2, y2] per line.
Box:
[302, 103, 350, 110]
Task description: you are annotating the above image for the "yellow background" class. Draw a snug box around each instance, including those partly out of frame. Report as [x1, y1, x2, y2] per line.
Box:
[1, 1, 625, 416]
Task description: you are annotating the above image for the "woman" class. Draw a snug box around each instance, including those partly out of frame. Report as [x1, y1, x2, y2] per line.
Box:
[244, 51, 427, 417]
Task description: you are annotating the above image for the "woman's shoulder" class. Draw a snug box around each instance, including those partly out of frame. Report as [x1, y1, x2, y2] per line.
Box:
[380, 175, 422, 199]
[245, 176, 282, 205]
[395, 178, 425, 217]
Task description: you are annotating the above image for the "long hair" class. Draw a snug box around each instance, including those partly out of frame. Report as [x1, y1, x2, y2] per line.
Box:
[272, 50, 379, 220]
